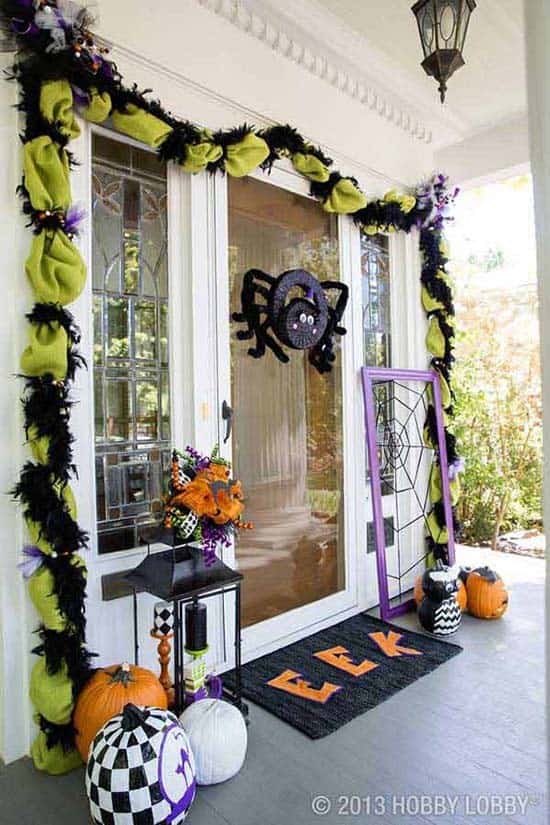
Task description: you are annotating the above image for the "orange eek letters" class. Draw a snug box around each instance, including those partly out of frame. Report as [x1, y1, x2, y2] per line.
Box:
[266, 632, 422, 703]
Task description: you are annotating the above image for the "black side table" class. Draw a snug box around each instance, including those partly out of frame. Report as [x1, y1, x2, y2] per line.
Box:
[124, 527, 245, 716]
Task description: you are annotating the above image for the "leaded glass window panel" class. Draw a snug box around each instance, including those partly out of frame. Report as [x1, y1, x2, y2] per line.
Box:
[92, 134, 171, 554]
[361, 233, 392, 493]
[362, 233, 391, 368]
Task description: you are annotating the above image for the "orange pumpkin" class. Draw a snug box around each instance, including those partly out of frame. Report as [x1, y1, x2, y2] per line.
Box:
[465, 567, 508, 619]
[414, 575, 467, 611]
[74, 663, 167, 761]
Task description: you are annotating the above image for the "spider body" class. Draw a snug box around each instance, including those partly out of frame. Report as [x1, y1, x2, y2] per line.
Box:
[232, 268, 348, 374]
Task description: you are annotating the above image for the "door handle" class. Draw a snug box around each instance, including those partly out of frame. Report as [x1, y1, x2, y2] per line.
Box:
[222, 400, 233, 444]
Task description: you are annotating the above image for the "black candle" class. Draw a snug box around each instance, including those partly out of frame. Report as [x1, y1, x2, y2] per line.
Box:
[185, 601, 207, 653]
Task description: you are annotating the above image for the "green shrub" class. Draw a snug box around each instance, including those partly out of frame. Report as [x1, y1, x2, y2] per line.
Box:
[452, 339, 542, 547]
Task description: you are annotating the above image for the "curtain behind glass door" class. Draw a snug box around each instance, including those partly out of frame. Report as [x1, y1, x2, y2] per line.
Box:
[228, 176, 345, 628]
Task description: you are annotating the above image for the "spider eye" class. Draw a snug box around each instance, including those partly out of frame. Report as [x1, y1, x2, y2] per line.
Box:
[299, 313, 307, 324]
[307, 315, 314, 325]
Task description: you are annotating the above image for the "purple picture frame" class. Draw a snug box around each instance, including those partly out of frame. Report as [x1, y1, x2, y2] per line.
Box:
[361, 367, 456, 621]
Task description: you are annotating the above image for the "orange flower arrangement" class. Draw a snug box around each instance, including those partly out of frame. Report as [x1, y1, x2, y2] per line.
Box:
[164, 446, 252, 564]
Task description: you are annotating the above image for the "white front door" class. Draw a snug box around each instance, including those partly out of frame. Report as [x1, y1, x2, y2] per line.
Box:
[211, 164, 362, 661]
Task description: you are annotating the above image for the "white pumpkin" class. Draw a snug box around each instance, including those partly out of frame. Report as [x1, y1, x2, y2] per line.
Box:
[180, 699, 247, 785]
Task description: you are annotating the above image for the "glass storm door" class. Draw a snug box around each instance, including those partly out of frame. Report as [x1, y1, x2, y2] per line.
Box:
[227, 174, 349, 634]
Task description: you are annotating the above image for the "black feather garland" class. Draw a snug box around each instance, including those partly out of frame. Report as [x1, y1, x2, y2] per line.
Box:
[206, 123, 256, 174]
[21, 375, 75, 481]
[12, 461, 89, 555]
[426, 535, 448, 563]
[26, 303, 81, 344]
[258, 123, 333, 172]
[40, 552, 88, 636]
[353, 201, 416, 233]
[38, 716, 79, 754]
[433, 500, 461, 535]
[309, 170, 345, 201]
[66, 346, 87, 383]
[32, 626, 96, 695]
[157, 121, 204, 164]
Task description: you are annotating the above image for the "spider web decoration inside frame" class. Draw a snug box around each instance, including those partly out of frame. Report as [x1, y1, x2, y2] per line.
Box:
[362, 367, 456, 621]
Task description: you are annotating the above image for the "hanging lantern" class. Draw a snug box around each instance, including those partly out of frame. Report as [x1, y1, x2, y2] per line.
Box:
[411, 0, 476, 103]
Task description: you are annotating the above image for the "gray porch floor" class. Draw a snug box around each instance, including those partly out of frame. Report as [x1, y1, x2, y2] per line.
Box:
[1, 547, 547, 825]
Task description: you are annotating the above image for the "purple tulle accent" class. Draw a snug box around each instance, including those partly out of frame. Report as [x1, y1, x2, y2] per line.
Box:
[65, 203, 86, 236]
[448, 458, 465, 481]
[71, 84, 89, 107]
[206, 674, 223, 699]
[53, 6, 68, 31]
[200, 521, 232, 567]
[99, 59, 115, 80]
[415, 173, 458, 232]
[11, 18, 38, 35]
[18, 545, 46, 579]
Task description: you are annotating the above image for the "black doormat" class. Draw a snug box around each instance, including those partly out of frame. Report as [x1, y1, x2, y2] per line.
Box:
[225, 613, 462, 739]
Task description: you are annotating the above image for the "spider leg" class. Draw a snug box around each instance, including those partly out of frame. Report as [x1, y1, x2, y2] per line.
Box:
[232, 271, 273, 319]
[232, 273, 272, 343]
[236, 306, 268, 340]
[308, 338, 335, 374]
[235, 269, 274, 316]
[308, 301, 344, 374]
[320, 281, 349, 327]
[248, 269, 276, 288]
[249, 317, 289, 363]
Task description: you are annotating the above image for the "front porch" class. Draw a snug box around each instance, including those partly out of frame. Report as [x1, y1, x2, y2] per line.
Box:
[2, 547, 545, 825]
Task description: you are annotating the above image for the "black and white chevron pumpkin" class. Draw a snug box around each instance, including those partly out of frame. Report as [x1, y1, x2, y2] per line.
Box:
[419, 595, 462, 635]
[418, 564, 462, 635]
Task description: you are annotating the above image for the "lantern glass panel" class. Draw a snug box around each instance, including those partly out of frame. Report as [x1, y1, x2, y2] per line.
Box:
[456, 1, 474, 52]
[420, 6, 435, 55]
[438, 1, 458, 46]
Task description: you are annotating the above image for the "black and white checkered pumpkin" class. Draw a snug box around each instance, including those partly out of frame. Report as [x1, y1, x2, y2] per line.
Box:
[86, 704, 196, 825]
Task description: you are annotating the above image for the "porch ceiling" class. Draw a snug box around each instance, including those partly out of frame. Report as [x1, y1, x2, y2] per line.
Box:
[312, 0, 526, 148]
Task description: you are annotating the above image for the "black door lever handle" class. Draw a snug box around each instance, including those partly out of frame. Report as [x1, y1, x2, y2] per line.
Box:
[222, 400, 233, 444]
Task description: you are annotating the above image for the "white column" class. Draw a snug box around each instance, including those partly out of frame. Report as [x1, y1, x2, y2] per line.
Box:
[0, 53, 34, 763]
[525, 1, 550, 643]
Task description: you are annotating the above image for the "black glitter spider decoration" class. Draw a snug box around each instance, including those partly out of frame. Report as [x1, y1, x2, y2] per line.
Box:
[232, 268, 349, 374]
